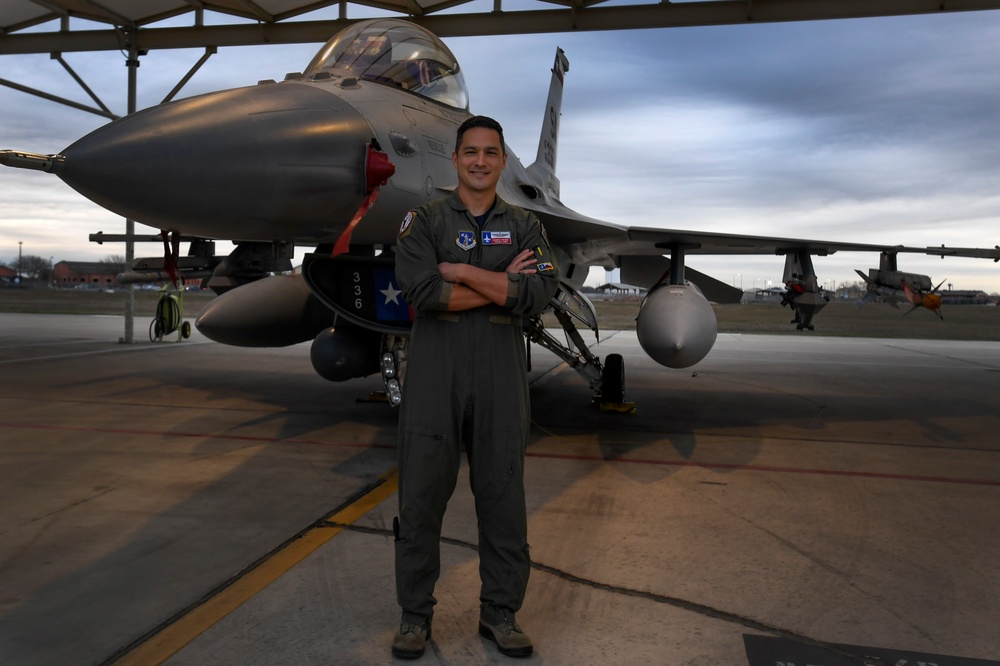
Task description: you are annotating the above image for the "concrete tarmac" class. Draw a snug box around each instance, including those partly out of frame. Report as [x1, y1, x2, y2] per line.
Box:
[1, 312, 998, 665]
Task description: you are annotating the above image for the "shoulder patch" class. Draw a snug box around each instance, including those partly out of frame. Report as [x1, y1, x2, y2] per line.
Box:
[398, 211, 414, 238]
[538, 222, 552, 249]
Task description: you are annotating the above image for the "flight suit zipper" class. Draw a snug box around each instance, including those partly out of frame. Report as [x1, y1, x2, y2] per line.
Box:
[472, 211, 486, 269]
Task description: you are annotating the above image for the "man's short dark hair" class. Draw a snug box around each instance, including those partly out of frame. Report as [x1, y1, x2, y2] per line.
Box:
[455, 115, 506, 155]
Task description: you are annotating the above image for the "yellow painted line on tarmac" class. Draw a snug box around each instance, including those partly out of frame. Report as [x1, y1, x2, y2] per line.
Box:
[115, 468, 398, 666]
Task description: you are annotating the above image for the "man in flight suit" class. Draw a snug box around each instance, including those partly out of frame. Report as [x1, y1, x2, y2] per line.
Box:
[391, 115, 559, 659]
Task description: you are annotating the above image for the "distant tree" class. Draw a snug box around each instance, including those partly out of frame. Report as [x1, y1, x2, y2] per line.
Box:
[18, 255, 53, 281]
[100, 254, 128, 273]
[837, 280, 866, 300]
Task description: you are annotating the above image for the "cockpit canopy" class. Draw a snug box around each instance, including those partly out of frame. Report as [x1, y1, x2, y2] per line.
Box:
[305, 19, 469, 110]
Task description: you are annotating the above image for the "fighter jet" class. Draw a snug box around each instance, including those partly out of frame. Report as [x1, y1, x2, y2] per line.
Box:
[2, 19, 998, 404]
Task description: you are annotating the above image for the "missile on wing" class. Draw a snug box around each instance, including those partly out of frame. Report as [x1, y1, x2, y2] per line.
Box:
[310, 326, 382, 382]
[195, 274, 336, 347]
[635, 283, 718, 369]
[854, 268, 944, 318]
[857, 268, 932, 294]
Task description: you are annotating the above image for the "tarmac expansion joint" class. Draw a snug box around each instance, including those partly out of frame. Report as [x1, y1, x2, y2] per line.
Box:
[330, 522, 874, 663]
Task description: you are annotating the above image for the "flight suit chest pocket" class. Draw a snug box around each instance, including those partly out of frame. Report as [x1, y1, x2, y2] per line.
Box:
[438, 222, 475, 263]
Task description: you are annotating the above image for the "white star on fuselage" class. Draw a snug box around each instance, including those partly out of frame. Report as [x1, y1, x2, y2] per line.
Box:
[381, 282, 402, 305]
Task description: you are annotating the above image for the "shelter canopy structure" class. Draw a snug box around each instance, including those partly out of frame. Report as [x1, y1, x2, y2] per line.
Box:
[5, 1, 1000, 56]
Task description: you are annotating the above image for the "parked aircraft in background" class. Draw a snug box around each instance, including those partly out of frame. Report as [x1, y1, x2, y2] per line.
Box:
[3, 19, 998, 404]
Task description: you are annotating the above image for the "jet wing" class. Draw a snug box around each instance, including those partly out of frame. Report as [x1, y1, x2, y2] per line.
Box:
[519, 199, 1000, 307]
[523, 199, 1000, 267]
[626, 227, 1000, 262]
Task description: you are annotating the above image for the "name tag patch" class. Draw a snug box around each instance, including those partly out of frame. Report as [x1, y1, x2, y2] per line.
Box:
[482, 231, 512, 245]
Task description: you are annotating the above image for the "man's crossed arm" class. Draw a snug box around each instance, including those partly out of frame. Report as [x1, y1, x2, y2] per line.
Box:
[437, 249, 537, 312]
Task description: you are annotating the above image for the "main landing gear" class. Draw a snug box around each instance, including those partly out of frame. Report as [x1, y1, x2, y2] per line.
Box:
[527, 283, 636, 414]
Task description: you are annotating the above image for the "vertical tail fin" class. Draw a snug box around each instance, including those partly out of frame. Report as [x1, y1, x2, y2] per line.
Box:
[527, 47, 569, 200]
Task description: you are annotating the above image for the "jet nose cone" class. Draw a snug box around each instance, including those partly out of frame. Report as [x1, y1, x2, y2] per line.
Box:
[58, 82, 371, 238]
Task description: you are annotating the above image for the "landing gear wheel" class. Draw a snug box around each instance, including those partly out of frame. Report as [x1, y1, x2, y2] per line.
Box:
[181, 321, 191, 339]
[600, 353, 625, 404]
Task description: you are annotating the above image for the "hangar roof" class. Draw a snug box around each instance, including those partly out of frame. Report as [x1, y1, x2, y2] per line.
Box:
[4, 1, 1000, 55]
[1, 1, 359, 32]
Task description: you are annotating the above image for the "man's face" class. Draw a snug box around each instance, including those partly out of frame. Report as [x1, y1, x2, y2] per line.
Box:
[452, 127, 507, 195]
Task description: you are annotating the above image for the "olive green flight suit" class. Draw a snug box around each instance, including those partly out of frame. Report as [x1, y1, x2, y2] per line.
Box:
[393, 190, 559, 627]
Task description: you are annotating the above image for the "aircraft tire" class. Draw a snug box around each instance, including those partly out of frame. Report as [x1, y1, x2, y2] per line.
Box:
[601, 353, 625, 404]
[181, 321, 191, 339]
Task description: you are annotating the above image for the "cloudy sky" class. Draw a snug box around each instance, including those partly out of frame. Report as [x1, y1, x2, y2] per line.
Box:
[2, 7, 1000, 293]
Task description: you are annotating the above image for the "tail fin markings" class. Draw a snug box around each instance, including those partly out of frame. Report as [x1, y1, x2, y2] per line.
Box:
[527, 47, 570, 200]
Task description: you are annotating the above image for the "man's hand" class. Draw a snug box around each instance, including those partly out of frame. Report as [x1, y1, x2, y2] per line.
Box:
[437, 249, 538, 311]
[505, 249, 537, 275]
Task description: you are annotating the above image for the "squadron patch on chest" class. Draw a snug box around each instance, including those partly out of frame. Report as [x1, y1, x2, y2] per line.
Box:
[456, 230, 476, 251]
[482, 230, 512, 245]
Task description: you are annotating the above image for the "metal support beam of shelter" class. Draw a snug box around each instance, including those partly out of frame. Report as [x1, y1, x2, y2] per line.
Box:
[123, 43, 139, 345]
[3, 0, 1000, 55]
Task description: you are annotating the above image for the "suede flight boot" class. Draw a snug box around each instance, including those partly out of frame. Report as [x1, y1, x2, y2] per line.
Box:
[391, 621, 431, 659]
[478, 609, 533, 658]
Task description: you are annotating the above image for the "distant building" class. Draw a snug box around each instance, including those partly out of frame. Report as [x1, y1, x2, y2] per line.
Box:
[747, 287, 786, 304]
[590, 282, 647, 299]
[940, 290, 996, 305]
[52, 261, 121, 288]
[0, 265, 15, 282]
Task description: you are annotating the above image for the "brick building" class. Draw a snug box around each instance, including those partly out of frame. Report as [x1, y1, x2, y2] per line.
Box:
[52, 261, 121, 288]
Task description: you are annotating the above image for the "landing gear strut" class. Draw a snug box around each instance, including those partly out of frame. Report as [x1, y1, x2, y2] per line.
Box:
[526, 282, 636, 413]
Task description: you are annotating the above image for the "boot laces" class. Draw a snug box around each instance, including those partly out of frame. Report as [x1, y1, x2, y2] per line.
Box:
[494, 614, 522, 636]
[400, 622, 425, 636]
